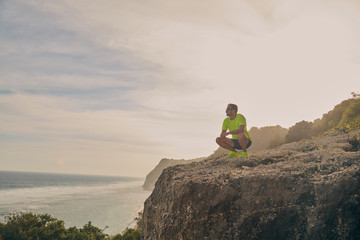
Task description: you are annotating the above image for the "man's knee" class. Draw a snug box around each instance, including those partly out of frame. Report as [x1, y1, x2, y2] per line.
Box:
[216, 137, 222, 144]
[238, 133, 248, 142]
[216, 137, 228, 146]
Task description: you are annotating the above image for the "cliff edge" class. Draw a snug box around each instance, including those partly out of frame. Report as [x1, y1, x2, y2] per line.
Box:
[142, 131, 360, 240]
[143, 157, 206, 191]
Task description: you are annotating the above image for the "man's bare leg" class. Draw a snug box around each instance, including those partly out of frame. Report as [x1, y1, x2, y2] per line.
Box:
[237, 133, 249, 152]
[216, 137, 236, 152]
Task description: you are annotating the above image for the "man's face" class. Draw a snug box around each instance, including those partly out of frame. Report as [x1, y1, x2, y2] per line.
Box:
[226, 107, 234, 116]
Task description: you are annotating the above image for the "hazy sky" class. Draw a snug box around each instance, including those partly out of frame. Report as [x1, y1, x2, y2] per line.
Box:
[1, 0, 359, 177]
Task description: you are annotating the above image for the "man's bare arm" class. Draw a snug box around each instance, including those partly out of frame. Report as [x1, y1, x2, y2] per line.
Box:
[223, 125, 245, 136]
[220, 130, 227, 138]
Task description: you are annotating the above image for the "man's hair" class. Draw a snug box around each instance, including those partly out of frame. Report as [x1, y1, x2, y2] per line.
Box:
[227, 103, 238, 113]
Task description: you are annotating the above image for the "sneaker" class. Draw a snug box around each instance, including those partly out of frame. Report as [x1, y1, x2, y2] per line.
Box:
[226, 151, 239, 158]
[239, 152, 248, 158]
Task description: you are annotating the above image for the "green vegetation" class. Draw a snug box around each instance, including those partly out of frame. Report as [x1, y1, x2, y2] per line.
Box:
[249, 125, 288, 150]
[0, 212, 141, 240]
[285, 98, 360, 143]
[285, 120, 313, 143]
[250, 98, 360, 150]
[312, 98, 359, 134]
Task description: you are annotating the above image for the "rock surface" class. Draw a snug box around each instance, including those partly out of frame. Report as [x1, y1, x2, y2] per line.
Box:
[143, 157, 206, 191]
[142, 131, 360, 240]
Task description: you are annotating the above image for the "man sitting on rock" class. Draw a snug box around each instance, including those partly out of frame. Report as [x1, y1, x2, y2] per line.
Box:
[216, 103, 252, 158]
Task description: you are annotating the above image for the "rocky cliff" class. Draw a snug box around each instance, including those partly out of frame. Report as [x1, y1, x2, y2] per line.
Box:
[143, 157, 206, 191]
[142, 131, 360, 240]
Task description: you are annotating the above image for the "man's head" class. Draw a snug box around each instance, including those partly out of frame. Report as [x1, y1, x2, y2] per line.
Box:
[226, 103, 238, 116]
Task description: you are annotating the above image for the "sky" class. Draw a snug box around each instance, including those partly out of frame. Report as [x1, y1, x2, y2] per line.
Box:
[1, 0, 360, 177]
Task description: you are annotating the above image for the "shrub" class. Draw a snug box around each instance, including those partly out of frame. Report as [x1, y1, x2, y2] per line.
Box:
[0, 212, 67, 240]
[0, 212, 141, 240]
[285, 120, 313, 143]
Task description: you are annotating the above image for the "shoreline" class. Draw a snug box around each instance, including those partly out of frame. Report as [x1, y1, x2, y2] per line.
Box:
[126, 206, 144, 230]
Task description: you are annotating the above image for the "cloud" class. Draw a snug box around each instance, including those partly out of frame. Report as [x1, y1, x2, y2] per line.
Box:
[0, 94, 162, 147]
[0, 93, 172, 175]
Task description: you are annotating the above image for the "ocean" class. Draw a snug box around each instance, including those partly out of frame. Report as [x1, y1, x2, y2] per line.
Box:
[0, 171, 151, 235]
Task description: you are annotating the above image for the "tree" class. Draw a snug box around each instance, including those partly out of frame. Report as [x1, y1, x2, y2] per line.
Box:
[0, 212, 141, 240]
[0, 213, 67, 240]
[285, 121, 313, 143]
[312, 99, 355, 134]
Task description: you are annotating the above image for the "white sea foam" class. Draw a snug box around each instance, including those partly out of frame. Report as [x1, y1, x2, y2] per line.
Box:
[0, 180, 143, 206]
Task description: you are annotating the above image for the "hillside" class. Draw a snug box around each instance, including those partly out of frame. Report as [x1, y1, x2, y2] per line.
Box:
[250, 98, 360, 150]
[142, 130, 360, 239]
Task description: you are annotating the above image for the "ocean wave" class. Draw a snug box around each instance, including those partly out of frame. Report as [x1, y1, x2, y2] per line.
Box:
[0, 180, 144, 206]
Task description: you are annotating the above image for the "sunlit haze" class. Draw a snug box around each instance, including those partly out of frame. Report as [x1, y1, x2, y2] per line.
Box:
[1, 0, 360, 176]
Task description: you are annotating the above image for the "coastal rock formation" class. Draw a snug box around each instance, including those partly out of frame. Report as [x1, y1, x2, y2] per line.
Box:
[142, 131, 360, 240]
[143, 157, 205, 191]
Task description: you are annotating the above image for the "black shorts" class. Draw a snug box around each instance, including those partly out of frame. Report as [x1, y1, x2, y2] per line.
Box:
[231, 139, 252, 150]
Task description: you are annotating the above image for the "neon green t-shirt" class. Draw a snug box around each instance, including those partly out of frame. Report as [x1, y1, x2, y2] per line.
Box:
[222, 114, 252, 140]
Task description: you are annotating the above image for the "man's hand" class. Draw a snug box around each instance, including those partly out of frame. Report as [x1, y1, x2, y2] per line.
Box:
[221, 126, 245, 138]
[220, 131, 229, 138]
